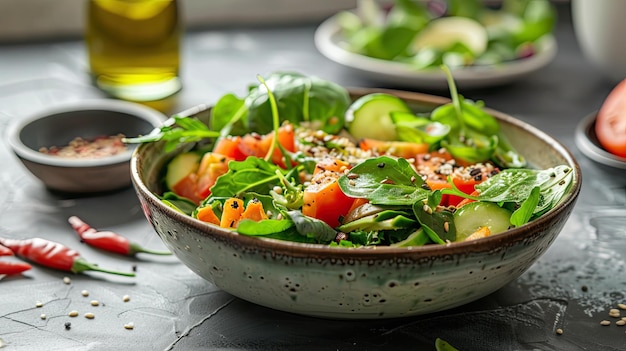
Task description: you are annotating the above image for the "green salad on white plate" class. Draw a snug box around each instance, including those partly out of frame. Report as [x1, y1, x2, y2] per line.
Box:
[335, 0, 556, 70]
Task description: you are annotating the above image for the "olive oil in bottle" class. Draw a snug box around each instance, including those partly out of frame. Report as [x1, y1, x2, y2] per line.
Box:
[86, 0, 182, 101]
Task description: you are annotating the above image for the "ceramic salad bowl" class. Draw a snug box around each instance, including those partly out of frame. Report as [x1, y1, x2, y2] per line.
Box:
[130, 88, 581, 319]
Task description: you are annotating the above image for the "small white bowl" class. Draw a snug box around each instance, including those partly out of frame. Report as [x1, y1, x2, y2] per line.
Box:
[7, 99, 166, 194]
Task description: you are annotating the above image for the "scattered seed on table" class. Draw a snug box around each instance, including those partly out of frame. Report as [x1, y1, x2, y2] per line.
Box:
[601, 320, 611, 326]
[616, 320, 626, 326]
[68, 310, 79, 317]
[618, 303, 626, 310]
[556, 328, 563, 335]
[122, 295, 130, 302]
[35, 301, 43, 308]
[84, 312, 95, 319]
[90, 300, 99, 306]
[81, 290, 89, 297]
[609, 309, 621, 318]
[64, 322, 71, 330]
[40, 314, 46, 320]
[124, 322, 134, 330]
[63, 276, 71, 284]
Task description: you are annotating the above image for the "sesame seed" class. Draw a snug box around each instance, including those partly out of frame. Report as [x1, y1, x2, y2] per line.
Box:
[90, 300, 100, 306]
[81, 290, 89, 297]
[63, 277, 71, 285]
[601, 320, 611, 326]
[422, 204, 433, 214]
[443, 222, 450, 232]
[556, 328, 563, 335]
[40, 314, 46, 320]
[84, 312, 95, 319]
[609, 309, 621, 318]
[122, 295, 130, 302]
[68, 310, 79, 317]
[124, 322, 134, 330]
[616, 320, 626, 326]
[35, 301, 43, 308]
[618, 303, 626, 310]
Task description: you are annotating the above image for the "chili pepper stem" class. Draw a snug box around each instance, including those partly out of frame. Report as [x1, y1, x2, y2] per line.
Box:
[129, 243, 172, 256]
[72, 257, 135, 277]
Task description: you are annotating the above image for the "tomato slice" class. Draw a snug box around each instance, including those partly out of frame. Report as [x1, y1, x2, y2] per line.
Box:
[416, 150, 495, 207]
[303, 158, 355, 228]
[212, 124, 296, 167]
[596, 78, 626, 158]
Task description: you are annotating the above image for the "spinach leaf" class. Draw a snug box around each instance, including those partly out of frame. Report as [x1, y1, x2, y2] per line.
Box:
[210, 93, 248, 136]
[473, 165, 574, 217]
[338, 156, 429, 206]
[209, 157, 283, 198]
[233, 72, 350, 135]
[286, 211, 337, 243]
[161, 191, 198, 215]
[413, 200, 456, 244]
[510, 186, 540, 227]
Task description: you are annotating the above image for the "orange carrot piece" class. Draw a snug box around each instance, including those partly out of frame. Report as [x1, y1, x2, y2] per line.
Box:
[464, 226, 491, 241]
[220, 198, 244, 229]
[196, 206, 220, 225]
[240, 199, 269, 222]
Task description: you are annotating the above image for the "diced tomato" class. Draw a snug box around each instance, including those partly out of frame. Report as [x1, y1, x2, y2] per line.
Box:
[212, 124, 296, 167]
[196, 152, 231, 199]
[596, 78, 626, 158]
[172, 152, 231, 204]
[172, 173, 203, 204]
[426, 178, 478, 207]
[416, 150, 495, 207]
[358, 138, 429, 159]
[303, 158, 355, 228]
[212, 136, 247, 161]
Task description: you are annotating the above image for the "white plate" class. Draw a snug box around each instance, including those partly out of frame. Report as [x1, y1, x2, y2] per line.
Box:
[575, 112, 626, 170]
[314, 13, 558, 90]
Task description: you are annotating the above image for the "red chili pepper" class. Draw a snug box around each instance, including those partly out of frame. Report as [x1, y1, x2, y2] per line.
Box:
[0, 245, 14, 256]
[0, 238, 135, 277]
[0, 260, 32, 275]
[68, 216, 171, 256]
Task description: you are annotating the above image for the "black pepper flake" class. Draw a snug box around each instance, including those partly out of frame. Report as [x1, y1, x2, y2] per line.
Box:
[65, 322, 72, 330]
[377, 162, 385, 168]
[230, 201, 240, 209]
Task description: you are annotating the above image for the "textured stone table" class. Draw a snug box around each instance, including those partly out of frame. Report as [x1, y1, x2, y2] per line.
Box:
[1, 4, 625, 350]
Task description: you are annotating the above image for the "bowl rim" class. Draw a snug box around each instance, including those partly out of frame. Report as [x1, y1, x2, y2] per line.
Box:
[131, 88, 582, 259]
[6, 99, 166, 168]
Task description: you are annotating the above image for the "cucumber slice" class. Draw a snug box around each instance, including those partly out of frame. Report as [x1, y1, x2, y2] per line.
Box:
[346, 93, 411, 141]
[453, 201, 512, 241]
[165, 152, 200, 189]
[412, 16, 488, 56]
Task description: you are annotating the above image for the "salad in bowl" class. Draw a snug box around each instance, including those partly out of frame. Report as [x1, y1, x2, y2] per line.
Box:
[128, 70, 580, 318]
[128, 70, 573, 247]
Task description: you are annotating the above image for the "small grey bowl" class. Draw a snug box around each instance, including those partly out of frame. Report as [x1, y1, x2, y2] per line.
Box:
[7, 99, 166, 194]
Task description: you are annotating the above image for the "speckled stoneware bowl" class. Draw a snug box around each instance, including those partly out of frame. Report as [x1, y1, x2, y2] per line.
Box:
[131, 89, 582, 319]
[7, 99, 166, 194]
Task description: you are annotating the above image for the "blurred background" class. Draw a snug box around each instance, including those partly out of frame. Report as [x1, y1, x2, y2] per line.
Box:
[0, 0, 356, 42]
[0, 0, 569, 43]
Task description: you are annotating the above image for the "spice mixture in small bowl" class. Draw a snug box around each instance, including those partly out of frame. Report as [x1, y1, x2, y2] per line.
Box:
[6, 99, 165, 193]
